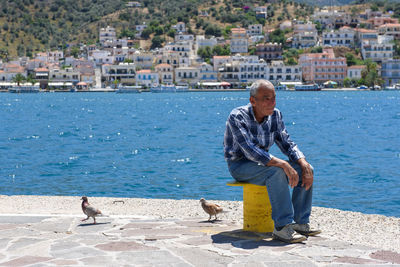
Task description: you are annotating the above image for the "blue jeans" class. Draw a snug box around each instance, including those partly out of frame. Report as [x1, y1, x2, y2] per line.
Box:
[228, 158, 313, 228]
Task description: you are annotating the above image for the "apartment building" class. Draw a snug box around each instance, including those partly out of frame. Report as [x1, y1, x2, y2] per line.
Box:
[255, 42, 283, 61]
[322, 27, 355, 48]
[299, 48, 347, 85]
[230, 28, 248, 53]
[292, 22, 318, 48]
[347, 65, 366, 80]
[195, 35, 218, 51]
[381, 59, 400, 86]
[135, 69, 159, 87]
[266, 61, 302, 84]
[247, 24, 263, 36]
[155, 63, 174, 84]
[99, 26, 117, 45]
[174, 66, 200, 85]
[49, 67, 80, 84]
[378, 24, 400, 40]
[239, 60, 268, 83]
[355, 29, 378, 47]
[361, 35, 394, 63]
[199, 63, 218, 82]
[101, 63, 136, 85]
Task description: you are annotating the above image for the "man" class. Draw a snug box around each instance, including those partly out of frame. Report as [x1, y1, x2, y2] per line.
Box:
[224, 80, 320, 243]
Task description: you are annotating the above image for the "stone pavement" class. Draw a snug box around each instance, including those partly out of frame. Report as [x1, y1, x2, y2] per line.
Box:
[0, 214, 399, 266]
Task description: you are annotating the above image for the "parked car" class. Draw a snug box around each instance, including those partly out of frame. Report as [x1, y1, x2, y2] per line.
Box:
[357, 85, 368, 90]
[373, 85, 381, 90]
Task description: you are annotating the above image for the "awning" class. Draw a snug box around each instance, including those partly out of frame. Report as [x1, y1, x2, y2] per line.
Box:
[76, 82, 87, 86]
[220, 82, 231, 86]
[323, 81, 337, 85]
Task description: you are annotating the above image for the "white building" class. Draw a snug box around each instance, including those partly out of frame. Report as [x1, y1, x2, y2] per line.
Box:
[195, 35, 218, 51]
[230, 28, 248, 54]
[88, 50, 114, 66]
[174, 66, 200, 85]
[49, 67, 80, 84]
[361, 35, 394, 63]
[173, 22, 186, 33]
[266, 61, 302, 84]
[129, 51, 154, 69]
[99, 26, 117, 45]
[322, 27, 355, 48]
[135, 69, 159, 87]
[292, 22, 318, 48]
[101, 63, 136, 85]
[247, 24, 263, 36]
[199, 62, 218, 82]
[155, 63, 174, 84]
[381, 59, 400, 86]
[347, 65, 366, 80]
[239, 60, 268, 83]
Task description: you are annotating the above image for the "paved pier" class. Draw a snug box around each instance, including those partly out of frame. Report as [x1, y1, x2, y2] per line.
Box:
[0, 214, 399, 266]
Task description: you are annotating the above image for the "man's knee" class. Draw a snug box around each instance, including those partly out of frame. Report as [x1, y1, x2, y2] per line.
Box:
[268, 166, 288, 183]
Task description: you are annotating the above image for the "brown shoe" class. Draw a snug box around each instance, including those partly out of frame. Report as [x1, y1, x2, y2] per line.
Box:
[292, 223, 321, 236]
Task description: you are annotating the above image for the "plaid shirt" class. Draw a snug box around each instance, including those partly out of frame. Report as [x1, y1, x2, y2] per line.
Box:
[224, 103, 304, 165]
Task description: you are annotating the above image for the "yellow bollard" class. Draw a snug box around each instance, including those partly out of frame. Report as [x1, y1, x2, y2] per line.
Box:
[227, 181, 274, 232]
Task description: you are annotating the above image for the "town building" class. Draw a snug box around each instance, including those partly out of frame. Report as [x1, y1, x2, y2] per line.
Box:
[381, 59, 400, 86]
[199, 62, 218, 82]
[361, 35, 394, 63]
[155, 63, 174, 84]
[266, 61, 302, 84]
[49, 67, 80, 85]
[255, 42, 283, 62]
[292, 22, 318, 48]
[366, 16, 398, 28]
[135, 69, 159, 87]
[347, 65, 366, 80]
[247, 24, 263, 36]
[378, 24, 400, 40]
[322, 27, 355, 48]
[101, 63, 136, 86]
[230, 28, 248, 54]
[299, 48, 347, 85]
[355, 29, 378, 47]
[99, 26, 117, 45]
[239, 60, 268, 83]
[254, 6, 267, 19]
[174, 66, 200, 85]
[195, 35, 218, 52]
[173, 22, 186, 33]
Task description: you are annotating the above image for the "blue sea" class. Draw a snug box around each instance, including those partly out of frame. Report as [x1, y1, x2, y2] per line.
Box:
[0, 91, 399, 218]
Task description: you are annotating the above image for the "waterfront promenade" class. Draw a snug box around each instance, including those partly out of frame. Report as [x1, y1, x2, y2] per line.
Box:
[0, 195, 399, 266]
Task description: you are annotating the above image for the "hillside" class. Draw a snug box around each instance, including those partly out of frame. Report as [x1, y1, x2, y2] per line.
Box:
[0, 0, 398, 59]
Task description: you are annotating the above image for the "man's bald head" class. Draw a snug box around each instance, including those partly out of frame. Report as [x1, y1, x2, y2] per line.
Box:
[249, 80, 275, 97]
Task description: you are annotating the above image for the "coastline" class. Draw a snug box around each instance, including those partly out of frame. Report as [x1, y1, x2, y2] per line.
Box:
[0, 195, 398, 253]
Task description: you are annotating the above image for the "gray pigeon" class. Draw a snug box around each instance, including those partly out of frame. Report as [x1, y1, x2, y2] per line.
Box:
[81, 196, 103, 224]
[200, 198, 224, 221]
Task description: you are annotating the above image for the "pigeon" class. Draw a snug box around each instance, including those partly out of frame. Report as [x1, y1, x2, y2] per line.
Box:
[81, 196, 103, 224]
[200, 198, 224, 221]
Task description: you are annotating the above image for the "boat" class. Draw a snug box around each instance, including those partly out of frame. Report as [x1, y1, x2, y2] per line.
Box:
[294, 83, 320, 91]
[151, 84, 175, 93]
[9, 85, 40, 93]
[116, 85, 142, 93]
[175, 84, 189, 92]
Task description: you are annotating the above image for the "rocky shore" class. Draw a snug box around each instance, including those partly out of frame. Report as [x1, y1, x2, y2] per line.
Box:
[0, 195, 399, 253]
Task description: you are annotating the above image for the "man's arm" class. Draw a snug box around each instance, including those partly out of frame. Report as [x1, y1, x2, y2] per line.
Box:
[266, 157, 299, 188]
[297, 158, 313, 190]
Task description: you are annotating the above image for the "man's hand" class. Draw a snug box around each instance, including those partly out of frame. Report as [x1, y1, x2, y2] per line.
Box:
[267, 157, 299, 188]
[297, 158, 313, 191]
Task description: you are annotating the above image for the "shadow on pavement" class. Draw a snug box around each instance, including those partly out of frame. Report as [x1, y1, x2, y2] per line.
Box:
[78, 222, 111, 227]
[211, 229, 302, 249]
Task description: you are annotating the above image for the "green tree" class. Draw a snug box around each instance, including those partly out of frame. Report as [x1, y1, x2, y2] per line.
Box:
[151, 36, 164, 49]
[361, 61, 382, 87]
[13, 73, 26, 86]
[26, 74, 36, 85]
[70, 47, 80, 58]
[343, 77, 352, 88]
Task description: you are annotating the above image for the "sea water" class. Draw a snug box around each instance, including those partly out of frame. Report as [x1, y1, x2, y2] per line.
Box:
[0, 91, 399, 217]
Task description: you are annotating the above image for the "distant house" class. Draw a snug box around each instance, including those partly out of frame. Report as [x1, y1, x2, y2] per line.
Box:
[126, 1, 141, 7]
[381, 59, 400, 86]
[175, 66, 200, 85]
[230, 28, 248, 53]
[135, 69, 159, 87]
[266, 61, 302, 84]
[173, 22, 186, 33]
[155, 63, 174, 84]
[322, 27, 355, 48]
[254, 6, 267, 19]
[378, 24, 400, 40]
[361, 35, 394, 63]
[255, 42, 283, 62]
[299, 48, 347, 85]
[99, 26, 116, 45]
[101, 63, 136, 86]
[247, 24, 263, 36]
[347, 65, 366, 80]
